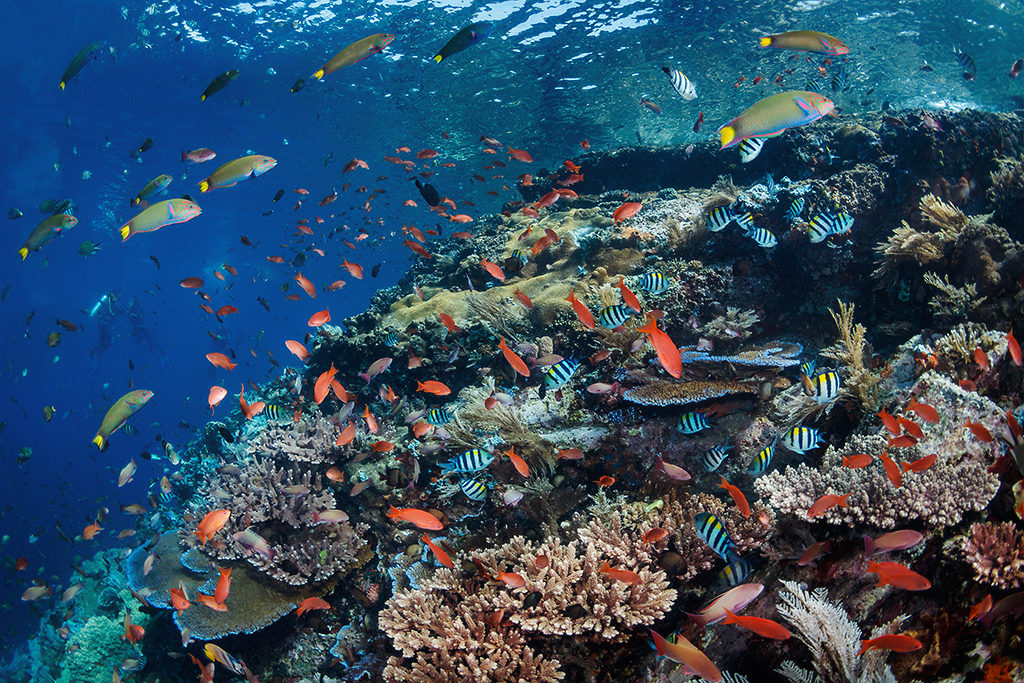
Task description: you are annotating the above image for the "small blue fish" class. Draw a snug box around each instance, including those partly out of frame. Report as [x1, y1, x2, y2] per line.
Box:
[748, 438, 777, 475]
[598, 304, 632, 328]
[677, 412, 710, 435]
[458, 476, 488, 501]
[440, 449, 494, 475]
[781, 426, 823, 454]
[694, 512, 734, 560]
[544, 358, 580, 389]
[702, 442, 733, 472]
[383, 332, 401, 346]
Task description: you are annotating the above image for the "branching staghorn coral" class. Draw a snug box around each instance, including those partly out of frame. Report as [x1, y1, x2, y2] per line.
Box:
[961, 521, 1024, 590]
[923, 271, 984, 322]
[821, 300, 880, 409]
[775, 580, 900, 683]
[702, 307, 761, 341]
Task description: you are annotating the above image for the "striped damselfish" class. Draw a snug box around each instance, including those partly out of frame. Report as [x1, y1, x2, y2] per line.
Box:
[440, 449, 494, 475]
[694, 512, 734, 560]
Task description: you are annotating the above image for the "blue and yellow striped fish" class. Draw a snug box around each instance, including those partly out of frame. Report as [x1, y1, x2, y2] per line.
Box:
[677, 412, 710, 435]
[747, 438, 776, 475]
[598, 304, 633, 328]
[694, 511, 734, 560]
[263, 404, 287, 423]
[702, 442, 733, 472]
[544, 359, 580, 389]
[784, 198, 804, 224]
[511, 249, 529, 266]
[425, 408, 453, 426]
[440, 449, 494, 475]
[706, 206, 737, 232]
[744, 225, 777, 248]
[802, 370, 840, 404]
[459, 476, 488, 501]
[781, 426, 823, 454]
[715, 551, 753, 587]
[637, 272, 670, 295]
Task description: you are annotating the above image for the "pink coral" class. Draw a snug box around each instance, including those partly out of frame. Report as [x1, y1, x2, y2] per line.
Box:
[962, 521, 1024, 589]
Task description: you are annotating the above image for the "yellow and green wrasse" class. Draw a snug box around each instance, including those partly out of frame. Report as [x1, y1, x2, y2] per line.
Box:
[198, 155, 277, 193]
[92, 389, 153, 451]
[119, 198, 201, 241]
[759, 31, 848, 56]
[718, 90, 834, 149]
[18, 214, 78, 260]
[131, 174, 173, 207]
[200, 69, 240, 102]
[59, 42, 104, 90]
[312, 33, 395, 80]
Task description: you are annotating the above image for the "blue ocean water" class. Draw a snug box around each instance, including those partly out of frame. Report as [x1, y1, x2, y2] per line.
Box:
[2, 0, 1024, 676]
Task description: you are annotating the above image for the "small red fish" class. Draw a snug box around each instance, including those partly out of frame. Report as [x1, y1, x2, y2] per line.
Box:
[878, 408, 900, 435]
[722, 609, 791, 640]
[867, 560, 931, 591]
[858, 634, 922, 654]
[513, 288, 533, 309]
[615, 276, 642, 313]
[905, 398, 939, 423]
[693, 111, 703, 133]
[497, 571, 525, 588]
[974, 347, 989, 370]
[900, 453, 936, 473]
[643, 528, 669, 544]
[600, 561, 641, 584]
[421, 534, 454, 569]
[502, 446, 530, 477]
[842, 453, 872, 469]
[498, 337, 530, 377]
[807, 493, 850, 518]
[1008, 330, 1022, 366]
[595, 475, 615, 488]
[718, 476, 750, 518]
[965, 420, 993, 442]
[564, 290, 595, 329]
[878, 451, 902, 488]
[897, 417, 924, 439]
[968, 594, 993, 622]
[612, 202, 642, 225]
[580, 139, 590, 150]
[295, 596, 331, 617]
[888, 435, 917, 449]
[507, 146, 533, 162]
[797, 540, 831, 567]
[308, 309, 331, 326]
[481, 259, 505, 281]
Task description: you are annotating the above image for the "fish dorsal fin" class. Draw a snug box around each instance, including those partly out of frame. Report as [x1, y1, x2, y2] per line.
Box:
[794, 96, 812, 113]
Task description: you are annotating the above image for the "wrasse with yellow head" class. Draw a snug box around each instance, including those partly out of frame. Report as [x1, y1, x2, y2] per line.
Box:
[718, 90, 834, 149]
[131, 174, 172, 207]
[759, 30, 849, 56]
[198, 155, 277, 193]
[92, 390, 153, 452]
[312, 33, 395, 80]
[18, 214, 77, 260]
[119, 198, 201, 241]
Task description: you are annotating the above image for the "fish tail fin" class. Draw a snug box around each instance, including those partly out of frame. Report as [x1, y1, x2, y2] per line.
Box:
[119, 224, 131, 241]
[199, 180, 210, 193]
[432, 54, 443, 63]
[181, 150, 187, 162]
[719, 126, 736, 148]
[312, 69, 325, 80]
[91, 434, 105, 451]
[759, 36, 772, 47]
[17, 247, 28, 260]
[722, 608, 738, 624]
[59, 81, 66, 90]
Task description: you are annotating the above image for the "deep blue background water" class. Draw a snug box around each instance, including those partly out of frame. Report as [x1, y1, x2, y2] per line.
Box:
[2, 0, 1024, 658]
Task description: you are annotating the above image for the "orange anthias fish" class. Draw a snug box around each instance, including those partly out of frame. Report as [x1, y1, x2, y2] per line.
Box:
[386, 505, 444, 530]
[421, 534, 455, 568]
[878, 450, 902, 488]
[314, 363, 338, 404]
[363, 405, 379, 433]
[498, 336, 530, 377]
[722, 609, 791, 639]
[341, 260, 364, 279]
[308, 309, 331, 326]
[123, 610, 145, 644]
[195, 509, 231, 546]
[636, 314, 682, 378]
[858, 634, 923, 654]
[612, 202, 642, 225]
[807, 493, 851, 518]
[968, 594, 993, 622]
[503, 446, 530, 477]
[214, 567, 231, 604]
[285, 340, 309, 362]
[496, 571, 526, 588]
[514, 288, 533, 309]
[905, 397, 939, 423]
[595, 475, 615, 488]
[205, 352, 237, 371]
[901, 453, 937, 473]
[615, 276, 642, 312]
[867, 561, 931, 591]
[336, 421, 356, 446]
[440, 312, 460, 334]
[507, 146, 533, 162]
[295, 597, 331, 617]
[564, 290, 595, 329]
[842, 453, 872, 469]
[195, 592, 228, 612]
[974, 347, 990, 370]
[965, 420, 993, 442]
[82, 522, 103, 540]
[643, 528, 669, 544]
[1007, 329, 1022, 366]
[294, 272, 316, 298]
[878, 408, 900, 436]
[600, 561, 642, 584]
[480, 259, 505, 281]
[169, 585, 191, 615]
[208, 385, 227, 414]
[717, 476, 751, 518]
[649, 630, 721, 681]
[416, 380, 451, 396]
[238, 385, 265, 419]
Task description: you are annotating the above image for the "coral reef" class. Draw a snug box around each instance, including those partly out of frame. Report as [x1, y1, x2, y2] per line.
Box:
[961, 522, 1024, 590]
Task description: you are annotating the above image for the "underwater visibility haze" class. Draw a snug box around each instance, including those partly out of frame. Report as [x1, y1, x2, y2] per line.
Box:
[3, 0, 1024, 681]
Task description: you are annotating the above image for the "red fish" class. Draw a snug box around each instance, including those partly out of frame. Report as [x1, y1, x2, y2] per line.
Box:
[878, 408, 900, 435]
[905, 398, 939, 423]
[888, 435, 917, 449]
[195, 509, 230, 546]
[169, 585, 191, 615]
[595, 475, 615, 488]
[1008, 330, 1022, 366]
[965, 420, 993, 442]
[386, 505, 443, 530]
[497, 571, 525, 588]
[693, 111, 704, 132]
[294, 272, 316, 298]
[863, 530, 924, 556]
[481, 259, 505, 281]
[295, 597, 330, 617]
[498, 337, 530, 377]
[180, 276, 203, 289]
[974, 347, 989, 370]
[514, 288, 533, 309]
[842, 453, 872, 469]
[507, 146, 533, 162]
[897, 417, 924, 439]
[336, 421, 356, 446]
[564, 290, 595, 329]
[636, 314, 682, 378]
[649, 630, 721, 681]
[208, 385, 227, 414]
[878, 450, 902, 488]
[867, 561, 931, 591]
[285, 340, 308, 362]
[416, 380, 451, 396]
[580, 138, 590, 150]
[900, 453, 936, 473]
[440, 312, 460, 334]
[968, 594, 992, 622]
[612, 202, 642, 225]
[722, 609, 791, 640]
[308, 309, 331, 326]
[615, 276, 642, 312]
[797, 540, 831, 567]
[643, 528, 669, 544]
[314, 363, 338, 404]
[807, 493, 850, 518]
[341, 260, 363, 279]
[858, 634, 922, 654]
[213, 567, 231, 604]
[363, 405, 379, 433]
[600, 561, 642, 584]
[206, 352, 237, 371]
[557, 448, 584, 460]
[215, 305, 237, 317]
[421, 534, 454, 568]
[503, 446, 530, 477]
[238, 385, 265, 419]
[717, 476, 750, 517]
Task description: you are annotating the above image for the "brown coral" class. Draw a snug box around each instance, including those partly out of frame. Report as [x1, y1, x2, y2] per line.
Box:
[961, 521, 1024, 589]
[622, 379, 756, 407]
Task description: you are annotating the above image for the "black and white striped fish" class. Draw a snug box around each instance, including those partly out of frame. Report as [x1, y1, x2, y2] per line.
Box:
[598, 304, 633, 328]
[784, 198, 805, 224]
[831, 70, 847, 92]
[425, 408, 452, 426]
[637, 271, 670, 295]
[694, 512, 734, 560]
[707, 206, 737, 232]
[661, 66, 697, 100]
[953, 46, 976, 79]
[744, 225, 777, 248]
[739, 137, 765, 163]
[383, 332, 401, 346]
[677, 412, 709, 435]
[802, 370, 841, 404]
[804, 79, 823, 94]
[808, 211, 854, 242]
[544, 358, 580, 389]
[715, 550, 753, 588]
[122, 423, 138, 437]
[263, 404, 287, 423]
[511, 249, 529, 265]
[747, 438, 776, 475]
[800, 359, 817, 377]
[702, 442, 733, 472]
[440, 448, 494, 475]
[781, 426, 823, 454]
[458, 476, 488, 501]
